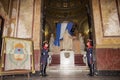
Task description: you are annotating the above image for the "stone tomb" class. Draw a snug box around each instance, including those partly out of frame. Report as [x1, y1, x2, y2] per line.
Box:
[60, 51, 74, 67]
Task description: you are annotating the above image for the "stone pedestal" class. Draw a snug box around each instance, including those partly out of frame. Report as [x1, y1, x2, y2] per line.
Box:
[60, 51, 74, 66]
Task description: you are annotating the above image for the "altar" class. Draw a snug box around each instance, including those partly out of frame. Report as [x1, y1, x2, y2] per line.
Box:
[49, 22, 86, 66]
[60, 51, 74, 66]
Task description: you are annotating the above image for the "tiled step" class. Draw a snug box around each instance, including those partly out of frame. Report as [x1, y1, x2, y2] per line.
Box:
[48, 65, 89, 71]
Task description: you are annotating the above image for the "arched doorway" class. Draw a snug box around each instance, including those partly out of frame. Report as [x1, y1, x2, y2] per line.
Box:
[42, 0, 95, 71]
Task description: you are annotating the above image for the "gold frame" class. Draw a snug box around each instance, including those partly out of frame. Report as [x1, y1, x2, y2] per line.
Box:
[1, 37, 35, 73]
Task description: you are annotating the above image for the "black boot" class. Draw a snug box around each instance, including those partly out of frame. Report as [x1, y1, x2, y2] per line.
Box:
[42, 65, 47, 77]
[89, 64, 94, 76]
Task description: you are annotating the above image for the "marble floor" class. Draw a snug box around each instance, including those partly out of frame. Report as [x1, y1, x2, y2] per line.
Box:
[1, 69, 120, 80]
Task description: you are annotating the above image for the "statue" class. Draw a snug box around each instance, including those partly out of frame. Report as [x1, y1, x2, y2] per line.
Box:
[62, 30, 73, 50]
[78, 33, 87, 65]
[49, 34, 54, 52]
[79, 33, 85, 54]
[52, 31, 85, 54]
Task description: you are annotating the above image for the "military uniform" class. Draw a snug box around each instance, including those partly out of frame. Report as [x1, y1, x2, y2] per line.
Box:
[86, 40, 94, 76]
[40, 42, 49, 76]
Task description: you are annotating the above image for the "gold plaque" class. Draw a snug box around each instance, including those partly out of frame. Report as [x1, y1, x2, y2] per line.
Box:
[64, 52, 70, 58]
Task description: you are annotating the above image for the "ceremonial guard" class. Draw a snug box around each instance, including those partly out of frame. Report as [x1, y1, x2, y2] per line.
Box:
[86, 39, 94, 76]
[40, 41, 49, 77]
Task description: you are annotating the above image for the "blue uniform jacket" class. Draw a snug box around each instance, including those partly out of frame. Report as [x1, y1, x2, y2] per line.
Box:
[41, 48, 49, 65]
[86, 48, 93, 65]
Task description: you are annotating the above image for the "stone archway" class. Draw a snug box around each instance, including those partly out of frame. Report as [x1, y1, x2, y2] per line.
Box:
[41, 0, 95, 72]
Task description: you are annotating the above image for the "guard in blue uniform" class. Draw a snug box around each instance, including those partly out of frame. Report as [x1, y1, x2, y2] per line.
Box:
[40, 41, 49, 77]
[86, 39, 94, 76]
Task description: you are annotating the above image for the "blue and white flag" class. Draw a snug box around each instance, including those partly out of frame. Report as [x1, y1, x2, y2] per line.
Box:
[54, 22, 73, 46]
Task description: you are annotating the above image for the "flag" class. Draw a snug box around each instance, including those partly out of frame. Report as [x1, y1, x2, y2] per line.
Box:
[54, 22, 73, 46]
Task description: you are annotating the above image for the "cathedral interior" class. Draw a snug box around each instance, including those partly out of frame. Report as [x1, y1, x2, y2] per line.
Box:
[43, 0, 92, 43]
[0, 0, 120, 80]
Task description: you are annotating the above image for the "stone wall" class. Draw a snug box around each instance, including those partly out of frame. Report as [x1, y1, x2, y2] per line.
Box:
[0, 0, 9, 14]
[92, 0, 120, 73]
[92, 0, 120, 47]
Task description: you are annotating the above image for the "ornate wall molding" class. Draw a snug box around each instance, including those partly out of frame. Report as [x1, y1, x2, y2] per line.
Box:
[92, 0, 120, 48]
